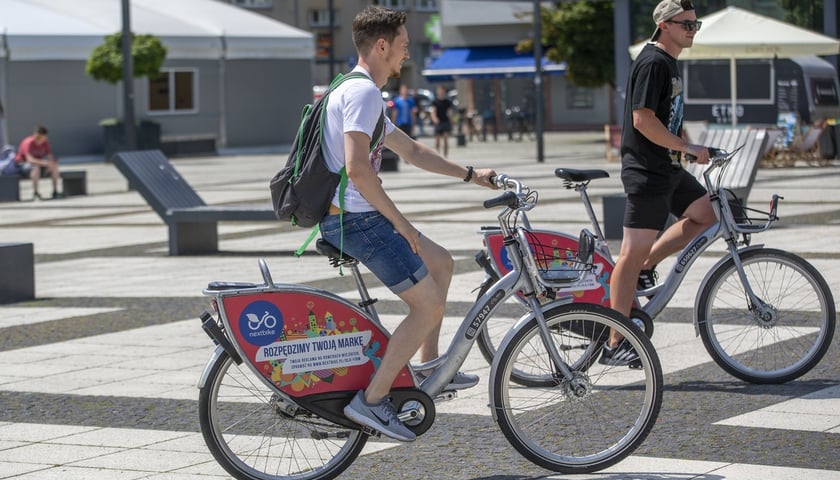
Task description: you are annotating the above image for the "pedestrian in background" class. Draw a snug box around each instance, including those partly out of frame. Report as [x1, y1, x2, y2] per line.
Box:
[391, 84, 417, 138]
[430, 85, 454, 156]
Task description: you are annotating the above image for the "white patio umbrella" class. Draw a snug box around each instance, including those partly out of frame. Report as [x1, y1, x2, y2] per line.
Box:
[629, 6, 840, 126]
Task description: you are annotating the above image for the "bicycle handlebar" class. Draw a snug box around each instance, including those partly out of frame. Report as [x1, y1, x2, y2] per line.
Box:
[483, 190, 518, 209]
[483, 174, 531, 210]
[684, 147, 725, 163]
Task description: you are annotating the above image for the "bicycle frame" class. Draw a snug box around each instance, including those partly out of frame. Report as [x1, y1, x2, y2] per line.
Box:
[480, 151, 782, 331]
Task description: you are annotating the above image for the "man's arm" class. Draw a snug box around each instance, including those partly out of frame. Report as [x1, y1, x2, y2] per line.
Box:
[633, 108, 709, 163]
[384, 127, 495, 185]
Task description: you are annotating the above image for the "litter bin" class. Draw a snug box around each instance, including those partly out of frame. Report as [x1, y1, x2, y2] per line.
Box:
[603, 194, 626, 240]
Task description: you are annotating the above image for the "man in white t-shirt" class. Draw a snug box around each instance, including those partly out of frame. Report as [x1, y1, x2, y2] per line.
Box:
[319, 5, 496, 442]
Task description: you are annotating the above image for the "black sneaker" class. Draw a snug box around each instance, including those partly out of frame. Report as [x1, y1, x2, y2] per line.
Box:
[52, 191, 65, 199]
[637, 268, 658, 299]
[637, 268, 658, 291]
[599, 341, 643, 368]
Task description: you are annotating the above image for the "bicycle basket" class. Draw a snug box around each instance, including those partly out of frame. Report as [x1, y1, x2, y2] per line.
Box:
[722, 188, 780, 234]
[522, 229, 594, 287]
[723, 188, 750, 225]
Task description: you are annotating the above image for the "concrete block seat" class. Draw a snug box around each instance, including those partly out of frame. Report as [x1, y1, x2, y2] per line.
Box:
[112, 150, 277, 255]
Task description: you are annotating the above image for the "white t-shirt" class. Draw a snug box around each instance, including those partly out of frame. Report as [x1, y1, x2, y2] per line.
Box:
[322, 67, 396, 213]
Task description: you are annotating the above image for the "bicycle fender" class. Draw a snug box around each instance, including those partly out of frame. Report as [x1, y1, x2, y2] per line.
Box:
[197, 345, 226, 389]
[692, 244, 765, 337]
[487, 297, 572, 422]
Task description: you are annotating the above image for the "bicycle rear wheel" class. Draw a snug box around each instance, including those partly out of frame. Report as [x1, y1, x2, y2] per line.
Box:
[198, 351, 367, 480]
[697, 248, 836, 384]
[491, 303, 662, 474]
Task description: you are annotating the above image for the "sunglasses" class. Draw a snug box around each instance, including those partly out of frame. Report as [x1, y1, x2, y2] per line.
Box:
[665, 19, 702, 32]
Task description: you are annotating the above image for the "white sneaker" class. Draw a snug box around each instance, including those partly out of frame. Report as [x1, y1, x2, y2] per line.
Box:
[417, 370, 480, 391]
[343, 390, 415, 442]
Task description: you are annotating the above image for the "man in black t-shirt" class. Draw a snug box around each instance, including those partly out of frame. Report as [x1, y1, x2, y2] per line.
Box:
[605, 0, 716, 366]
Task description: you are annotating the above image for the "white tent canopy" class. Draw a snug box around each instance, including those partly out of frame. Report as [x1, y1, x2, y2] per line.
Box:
[0, 0, 314, 61]
[629, 6, 840, 125]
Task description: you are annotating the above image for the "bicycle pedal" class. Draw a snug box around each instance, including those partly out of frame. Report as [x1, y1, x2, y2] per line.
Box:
[361, 426, 379, 437]
[433, 390, 458, 403]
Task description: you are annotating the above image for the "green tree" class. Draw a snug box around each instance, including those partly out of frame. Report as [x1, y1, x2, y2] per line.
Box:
[86, 32, 167, 84]
[782, 0, 823, 30]
[517, 1, 615, 88]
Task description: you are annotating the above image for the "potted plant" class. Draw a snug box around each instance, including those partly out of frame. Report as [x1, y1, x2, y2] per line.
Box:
[86, 32, 167, 160]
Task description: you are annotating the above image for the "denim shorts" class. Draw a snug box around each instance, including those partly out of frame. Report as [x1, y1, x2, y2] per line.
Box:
[319, 211, 428, 294]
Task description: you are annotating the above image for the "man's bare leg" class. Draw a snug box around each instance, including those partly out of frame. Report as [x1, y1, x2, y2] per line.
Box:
[363, 274, 444, 403]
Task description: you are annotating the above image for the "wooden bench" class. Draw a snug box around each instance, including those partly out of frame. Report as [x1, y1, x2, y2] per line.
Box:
[0, 242, 35, 303]
[0, 170, 87, 202]
[112, 150, 277, 255]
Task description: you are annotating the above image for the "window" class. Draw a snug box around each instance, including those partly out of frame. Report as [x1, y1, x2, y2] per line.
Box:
[685, 60, 773, 104]
[812, 78, 839, 107]
[415, 0, 439, 12]
[148, 69, 197, 113]
[230, 0, 272, 8]
[309, 9, 339, 28]
[374, 0, 408, 10]
[566, 86, 594, 109]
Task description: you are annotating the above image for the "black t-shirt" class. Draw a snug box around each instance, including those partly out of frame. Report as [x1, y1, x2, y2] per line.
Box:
[620, 43, 685, 195]
[431, 97, 453, 124]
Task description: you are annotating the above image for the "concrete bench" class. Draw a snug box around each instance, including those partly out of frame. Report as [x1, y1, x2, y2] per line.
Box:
[0, 242, 35, 303]
[0, 170, 87, 202]
[112, 150, 277, 255]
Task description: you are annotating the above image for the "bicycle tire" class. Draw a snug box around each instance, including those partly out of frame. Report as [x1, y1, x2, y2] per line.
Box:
[491, 303, 663, 474]
[198, 351, 367, 480]
[697, 248, 836, 384]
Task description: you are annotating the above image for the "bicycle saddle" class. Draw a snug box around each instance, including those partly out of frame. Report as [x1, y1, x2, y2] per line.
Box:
[554, 168, 609, 182]
[315, 238, 358, 263]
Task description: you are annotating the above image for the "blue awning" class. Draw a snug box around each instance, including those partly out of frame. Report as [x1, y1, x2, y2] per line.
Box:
[421, 46, 566, 82]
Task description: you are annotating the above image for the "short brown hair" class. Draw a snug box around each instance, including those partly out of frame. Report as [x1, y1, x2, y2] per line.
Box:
[35, 125, 48, 136]
[352, 6, 407, 56]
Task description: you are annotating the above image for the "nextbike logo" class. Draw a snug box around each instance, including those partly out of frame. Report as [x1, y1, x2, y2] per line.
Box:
[466, 289, 506, 340]
[675, 236, 708, 273]
[239, 300, 284, 347]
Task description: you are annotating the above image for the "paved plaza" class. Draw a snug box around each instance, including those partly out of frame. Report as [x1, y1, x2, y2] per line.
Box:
[0, 130, 838, 479]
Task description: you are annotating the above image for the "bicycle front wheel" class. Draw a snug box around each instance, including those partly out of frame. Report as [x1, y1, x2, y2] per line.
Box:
[697, 248, 836, 384]
[492, 303, 663, 474]
[198, 351, 367, 480]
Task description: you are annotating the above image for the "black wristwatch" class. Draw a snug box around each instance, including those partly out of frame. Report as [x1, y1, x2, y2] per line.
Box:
[463, 165, 474, 183]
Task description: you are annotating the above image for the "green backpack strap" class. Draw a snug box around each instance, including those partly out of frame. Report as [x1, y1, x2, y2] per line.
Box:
[294, 73, 385, 261]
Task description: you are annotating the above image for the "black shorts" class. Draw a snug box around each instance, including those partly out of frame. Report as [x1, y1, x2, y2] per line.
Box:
[624, 169, 707, 231]
[434, 121, 452, 135]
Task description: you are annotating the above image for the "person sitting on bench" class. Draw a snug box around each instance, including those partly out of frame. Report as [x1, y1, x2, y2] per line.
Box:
[11, 125, 63, 200]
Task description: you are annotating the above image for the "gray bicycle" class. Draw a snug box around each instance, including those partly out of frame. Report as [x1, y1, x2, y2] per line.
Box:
[475, 148, 836, 384]
[196, 174, 663, 480]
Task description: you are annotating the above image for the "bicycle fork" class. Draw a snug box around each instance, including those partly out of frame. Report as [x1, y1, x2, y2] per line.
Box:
[723, 243, 777, 326]
[523, 294, 576, 381]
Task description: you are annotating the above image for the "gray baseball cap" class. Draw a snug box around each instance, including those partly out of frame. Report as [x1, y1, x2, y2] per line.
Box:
[651, 0, 695, 40]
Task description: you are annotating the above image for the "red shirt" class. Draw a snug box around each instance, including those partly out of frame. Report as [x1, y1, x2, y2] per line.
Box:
[15, 135, 52, 163]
